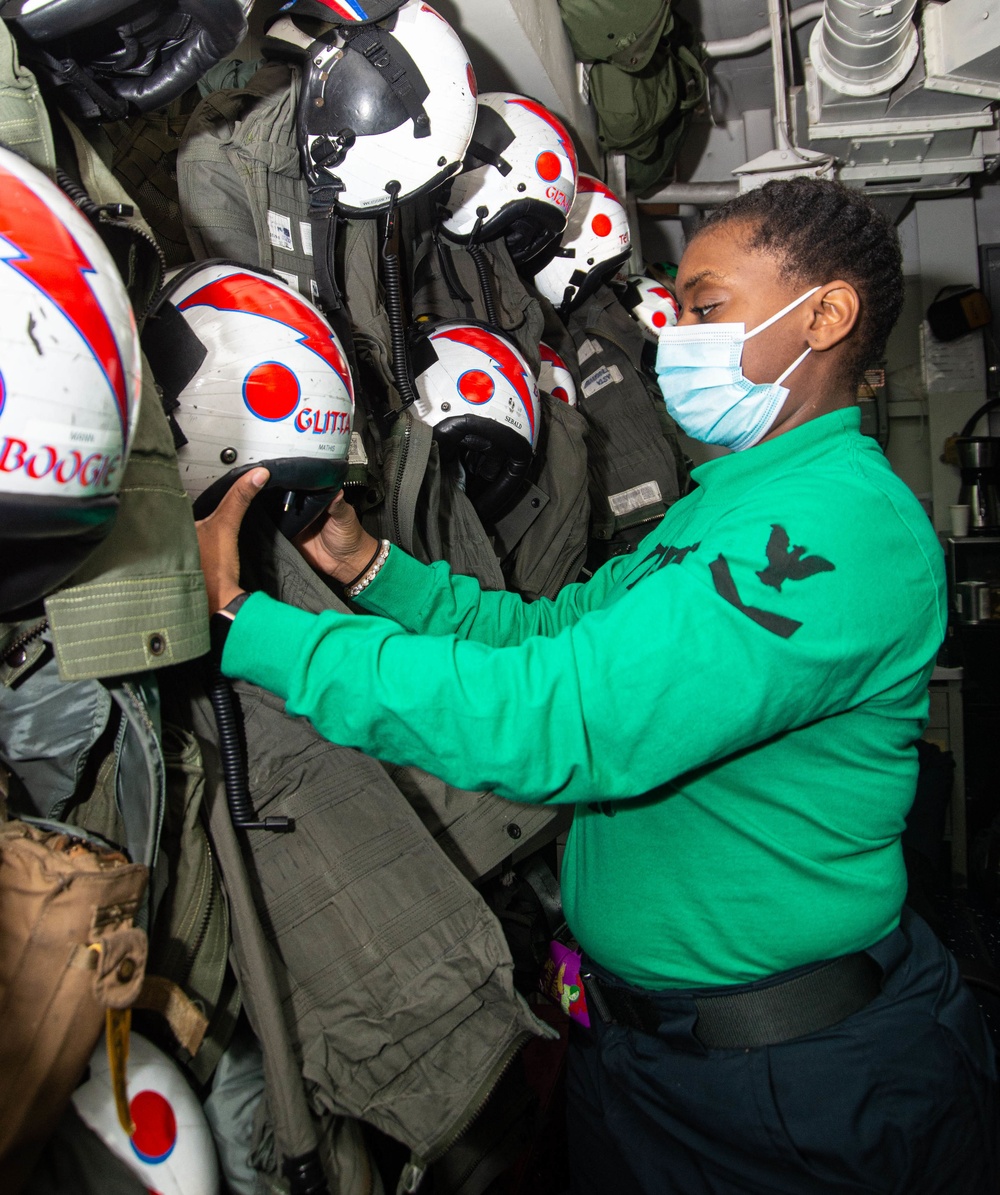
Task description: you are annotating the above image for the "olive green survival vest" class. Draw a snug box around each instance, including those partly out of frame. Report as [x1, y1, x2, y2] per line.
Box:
[566, 283, 688, 567]
[161, 503, 561, 1185]
[410, 230, 591, 598]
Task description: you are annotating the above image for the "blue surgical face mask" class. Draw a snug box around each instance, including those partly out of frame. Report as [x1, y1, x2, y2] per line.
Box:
[654, 287, 820, 451]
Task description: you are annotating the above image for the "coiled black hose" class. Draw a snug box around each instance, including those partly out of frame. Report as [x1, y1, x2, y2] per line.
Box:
[469, 242, 500, 328]
[206, 661, 293, 833]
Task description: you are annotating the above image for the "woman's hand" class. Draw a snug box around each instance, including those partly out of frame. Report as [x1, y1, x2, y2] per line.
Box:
[195, 468, 269, 613]
[293, 490, 380, 584]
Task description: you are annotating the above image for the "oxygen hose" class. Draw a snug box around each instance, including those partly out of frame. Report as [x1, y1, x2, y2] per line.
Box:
[206, 660, 293, 833]
[468, 242, 501, 328]
[380, 183, 421, 418]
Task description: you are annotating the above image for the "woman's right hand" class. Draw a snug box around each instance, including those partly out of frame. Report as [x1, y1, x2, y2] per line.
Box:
[293, 491, 380, 585]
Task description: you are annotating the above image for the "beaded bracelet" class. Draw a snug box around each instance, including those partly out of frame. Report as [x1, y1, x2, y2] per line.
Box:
[341, 540, 382, 589]
[344, 539, 391, 600]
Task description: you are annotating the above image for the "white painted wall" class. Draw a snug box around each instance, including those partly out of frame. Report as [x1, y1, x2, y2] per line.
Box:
[432, 0, 600, 171]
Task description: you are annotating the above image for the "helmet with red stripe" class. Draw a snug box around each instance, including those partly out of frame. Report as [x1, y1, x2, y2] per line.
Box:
[142, 261, 354, 538]
[278, 0, 404, 24]
[410, 320, 539, 521]
[440, 92, 578, 268]
[537, 342, 577, 407]
[527, 174, 631, 315]
[619, 273, 680, 343]
[297, 0, 477, 215]
[0, 145, 141, 614]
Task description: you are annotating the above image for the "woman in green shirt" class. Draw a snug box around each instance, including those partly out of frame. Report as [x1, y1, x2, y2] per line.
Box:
[198, 179, 998, 1193]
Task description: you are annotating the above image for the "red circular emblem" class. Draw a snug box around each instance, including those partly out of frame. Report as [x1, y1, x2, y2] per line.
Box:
[591, 213, 612, 238]
[652, 310, 667, 327]
[242, 361, 301, 421]
[457, 369, 494, 404]
[129, 1090, 177, 1164]
[535, 151, 561, 182]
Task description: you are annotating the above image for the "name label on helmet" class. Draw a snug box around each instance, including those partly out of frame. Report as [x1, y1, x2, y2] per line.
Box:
[294, 408, 352, 437]
[0, 436, 122, 492]
[545, 185, 571, 212]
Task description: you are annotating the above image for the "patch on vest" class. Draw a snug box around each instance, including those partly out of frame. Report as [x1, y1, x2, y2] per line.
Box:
[608, 480, 661, 518]
[348, 432, 369, 466]
[299, 220, 314, 257]
[267, 210, 294, 252]
[577, 337, 602, 364]
[581, 364, 623, 398]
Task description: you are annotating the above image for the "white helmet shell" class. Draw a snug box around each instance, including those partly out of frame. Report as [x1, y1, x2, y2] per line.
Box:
[142, 262, 354, 501]
[411, 320, 540, 520]
[299, 0, 477, 215]
[621, 273, 680, 342]
[529, 174, 632, 314]
[0, 144, 141, 611]
[412, 321, 539, 448]
[440, 92, 577, 264]
[72, 1032, 219, 1195]
[537, 342, 577, 407]
[0, 146, 140, 503]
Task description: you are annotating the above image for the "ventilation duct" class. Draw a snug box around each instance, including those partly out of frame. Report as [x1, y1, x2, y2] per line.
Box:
[809, 0, 919, 96]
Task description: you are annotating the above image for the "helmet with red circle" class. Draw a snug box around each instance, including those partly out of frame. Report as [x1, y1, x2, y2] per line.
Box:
[528, 174, 631, 315]
[537, 342, 577, 407]
[410, 320, 539, 521]
[296, 0, 477, 215]
[0, 144, 141, 615]
[620, 273, 679, 342]
[73, 1032, 218, 1195]
[2, 0, 251, 122]
[440, 92, 578, 268]
[141, 261, 354, 537]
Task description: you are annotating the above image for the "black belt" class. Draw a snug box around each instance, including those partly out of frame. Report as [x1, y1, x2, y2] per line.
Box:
[582, 952, 883, 1049]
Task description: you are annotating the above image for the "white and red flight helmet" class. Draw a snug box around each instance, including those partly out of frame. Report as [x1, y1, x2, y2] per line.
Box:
[0, 144, 141, 614]
[620, 273, 680, 342]
[440, 91, 578, 268]
[72, 1032, 219, 1195]
[297, 0, 477, 215]
[142, 261, 354, 537]
[537, 342, 577, 407]
[528, 174, 632, 315]
[410, 320, 539, 520]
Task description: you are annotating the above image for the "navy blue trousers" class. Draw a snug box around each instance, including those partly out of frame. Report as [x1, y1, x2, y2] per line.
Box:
[567, 909, 999, 1194]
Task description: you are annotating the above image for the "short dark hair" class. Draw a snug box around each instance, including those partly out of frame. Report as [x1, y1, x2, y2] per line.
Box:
[698, 178, 903, 386]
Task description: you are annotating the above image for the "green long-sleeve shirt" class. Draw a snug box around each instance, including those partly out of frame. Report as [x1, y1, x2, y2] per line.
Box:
[224, 407, 946, 988]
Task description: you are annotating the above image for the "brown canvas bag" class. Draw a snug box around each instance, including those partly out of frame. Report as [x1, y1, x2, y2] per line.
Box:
[0, 820, 148, 1193]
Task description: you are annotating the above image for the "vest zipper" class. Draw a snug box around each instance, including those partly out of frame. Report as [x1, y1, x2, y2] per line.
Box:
[4, 618, 48, 663]
[390, 415, 412, 546]
[406, 1023, 537, 1183]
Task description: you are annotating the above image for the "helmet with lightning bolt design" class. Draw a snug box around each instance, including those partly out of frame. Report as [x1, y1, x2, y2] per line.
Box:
[0, 145, 141, 615]
[619, 273, 680, 343]
[527, 174, 632, 315]
[439, 91, 578, 268]
[141, 261, 355, 538]
[409, 319, 539, 522]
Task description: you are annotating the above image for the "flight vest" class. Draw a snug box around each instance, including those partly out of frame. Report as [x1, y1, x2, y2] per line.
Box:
[565, 283, 688, 565]
[162, 503, 558, 1178]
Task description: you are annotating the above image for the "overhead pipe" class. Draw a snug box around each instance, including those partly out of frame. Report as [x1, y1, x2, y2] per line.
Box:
[808, 0, 919, 96]
[704, 2, 824, 60]
[638, 182, 740, 207]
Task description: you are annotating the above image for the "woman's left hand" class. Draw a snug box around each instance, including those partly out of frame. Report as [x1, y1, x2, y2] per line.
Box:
[195, 468, 269, 614]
